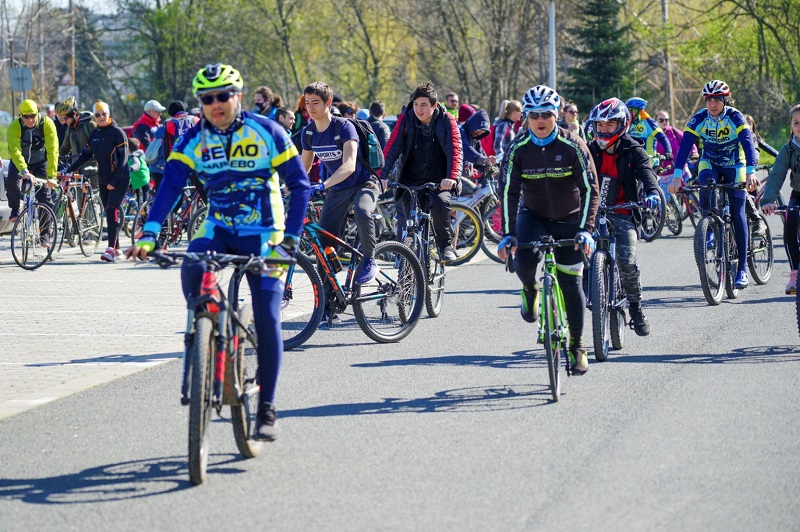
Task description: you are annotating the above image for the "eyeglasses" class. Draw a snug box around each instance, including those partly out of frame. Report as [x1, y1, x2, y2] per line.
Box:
[199, 92, 236, 105]
[94, 112, 108, 118]
[565, 109, 578, 114]
[657, 117, 670, 123]
[527, 111, 555, 120]
[22, 114, 36, 119]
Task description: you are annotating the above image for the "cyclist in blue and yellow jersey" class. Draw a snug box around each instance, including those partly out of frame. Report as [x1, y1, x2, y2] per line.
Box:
[625, 97, 672, 164]
[667, 80, 758, 289]
[126, 63, 311, 441]
[497, 85, 599, 375]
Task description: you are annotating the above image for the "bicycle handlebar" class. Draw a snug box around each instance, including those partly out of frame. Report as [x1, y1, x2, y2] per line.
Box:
[681, 181, 745, 192]
[390, 182, 439, 193]
[152, 250, 296, 273]
[598, 201, 643, 214]
[504, 238, 580, 274]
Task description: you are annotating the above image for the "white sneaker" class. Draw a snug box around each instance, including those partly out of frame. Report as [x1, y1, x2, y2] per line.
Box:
[786, 270, 798, 295]
[100, 247, 116, 263]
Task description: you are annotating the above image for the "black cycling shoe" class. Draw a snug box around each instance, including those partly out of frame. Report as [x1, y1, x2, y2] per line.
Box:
[520, 285, 540, 323]
[629, 302, 650, 336]
[254, 403, 280, 441]
[750, 216, 767, 237]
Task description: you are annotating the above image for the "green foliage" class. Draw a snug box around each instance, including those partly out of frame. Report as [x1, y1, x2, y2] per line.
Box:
[563, 0, 635, 113]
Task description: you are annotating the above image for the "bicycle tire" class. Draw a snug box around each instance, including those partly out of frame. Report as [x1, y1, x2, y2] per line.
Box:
[640, 188, 666, 241]
[230, 303, 263, 458]
[11, 203, 57, 270]
[725, 225, 739, 299]
[425, 243, 446, 317]
[131, 199, 152, 247]
[694, 217, 725, 305]
[665, 194, 683, 236]
[188, 205, 208, 241]
[448, 202, 483, 266]
[590, 251, 610, 362]
[610, 308, 625, 351]
[542, 276, 561, 402]
[188, 316, 215, 485]
[480, 200, 503, 263]
[685, 191, 701, 228]
[51, 203, 67, 260]
[748, 213, 773, 285]
[281, 252, 325, 350]
[352, 241, 425, 343]
[79, 196, 103, 257]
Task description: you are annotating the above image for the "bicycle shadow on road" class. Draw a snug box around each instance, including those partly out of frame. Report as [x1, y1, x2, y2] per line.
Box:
[353, 351, 544, 370]
[24, 351, 181, 367]
[0, 454, 245, 504]
[282, 383, 553, 418]
[609, 345, 800, 365]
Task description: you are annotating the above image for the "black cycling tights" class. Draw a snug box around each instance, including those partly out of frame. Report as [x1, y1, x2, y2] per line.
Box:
[785, 192, 800, 271]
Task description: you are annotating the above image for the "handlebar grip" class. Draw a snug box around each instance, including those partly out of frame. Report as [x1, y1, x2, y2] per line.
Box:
[505, 251, 515, 274]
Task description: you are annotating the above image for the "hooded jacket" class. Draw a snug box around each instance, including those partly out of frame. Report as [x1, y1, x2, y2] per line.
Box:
[60, 111, 97, 163]
[383, 103, 463, 185]
[760, 135, 800, 206]
[460, 109, 491, 166]
[7, 113, 59, 178]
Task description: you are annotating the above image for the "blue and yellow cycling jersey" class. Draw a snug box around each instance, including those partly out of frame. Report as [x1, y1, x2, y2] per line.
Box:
[672, 106, 757, 180]
[145, 111, 310, 239]
[629, 111, 671, 157]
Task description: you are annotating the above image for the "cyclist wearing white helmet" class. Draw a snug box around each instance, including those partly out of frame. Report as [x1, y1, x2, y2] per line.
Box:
[127, 63, 311, 441]
[587, 97, 660, 336]
[626, 97, 672, 163]
[667, 79, 758, 289]
[498, 84, 600, 375]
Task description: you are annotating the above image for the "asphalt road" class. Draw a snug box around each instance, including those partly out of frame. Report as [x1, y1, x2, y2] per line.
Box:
[1, 212, 798, 530]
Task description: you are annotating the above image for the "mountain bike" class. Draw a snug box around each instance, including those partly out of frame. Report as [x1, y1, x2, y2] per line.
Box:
[132, 186, 205, 247]
[507, 237, 582, 402]
[153, 250, 295, 485]
[586, 202, 645, 362]
[456, 168, 501, 263]
[656, 160, 684, 236]
[10, 177, 57, 270]
[684, 179, 746, 305]
[284, 197, 425, 345]
[52, 172, 104, 258]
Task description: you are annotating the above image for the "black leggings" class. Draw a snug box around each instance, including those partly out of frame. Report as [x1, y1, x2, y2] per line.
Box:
[785, 191, 800, 271]
[99, 184, 128, 249]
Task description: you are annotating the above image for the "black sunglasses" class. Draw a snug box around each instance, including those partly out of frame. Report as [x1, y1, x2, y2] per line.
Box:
[199, 92, 236, 105]
[657, 117, 670, 122]
[22, 114, 36, 119]
[527, 111, 555, 120]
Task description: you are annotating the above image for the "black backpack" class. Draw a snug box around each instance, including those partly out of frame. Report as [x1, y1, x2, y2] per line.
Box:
[332, 116, 385, 174]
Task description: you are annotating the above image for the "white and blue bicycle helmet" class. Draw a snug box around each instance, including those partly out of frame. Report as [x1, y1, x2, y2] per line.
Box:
[521, 85, 561, 113]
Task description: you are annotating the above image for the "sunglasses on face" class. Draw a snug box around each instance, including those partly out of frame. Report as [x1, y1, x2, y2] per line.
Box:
[22, 114, 36, 119]
[565, 109, 578, 114]
[94, 112, 108, 118]
[527, 111, 555, 120]
[658, 117, 669, 122]
[199, 92, 236, 105]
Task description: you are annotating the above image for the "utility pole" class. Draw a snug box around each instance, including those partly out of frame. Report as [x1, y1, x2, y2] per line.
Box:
[549, 0, 556, 89]
[662, 0, 674, 119]
[38, 0, 44, 101]
[69, 0, 75, 86]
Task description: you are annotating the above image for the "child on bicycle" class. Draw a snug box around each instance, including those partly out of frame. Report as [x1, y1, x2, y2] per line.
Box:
[497, 85, 599, 375]
[759, 103, 800, 295]
[586, 98, 660, 336]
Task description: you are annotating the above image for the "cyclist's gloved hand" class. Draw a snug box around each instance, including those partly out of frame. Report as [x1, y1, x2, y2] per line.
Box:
[497, 235, 517, 252]
[278, 235, 298, 256]
[136, 231, 158, 253]
[644, 194, 661, 209]
[266, 240, 295, 279]
[664, 152, 674, 162]
[575, 231, 595, 255]
[310, 183, 325, 195]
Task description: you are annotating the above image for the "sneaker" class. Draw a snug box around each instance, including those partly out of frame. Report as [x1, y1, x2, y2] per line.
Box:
[520, 284, 540, 323]
[628, 302, 651, 336]
[569, 347, 589, 375]
[320, 307, 341, 328]
[254, 403, 280, 442]
[734, 269, 749, 289]
[100, 247, 117, 263]
[785, 270, 798, 295]
[355, 257, 378, 284]
[706, 229, 715, 250]
[114, 248, 123, 258]
[751, 216, 767, 237]
[8, 209, 18, 222]
[440, 245, 458, 263]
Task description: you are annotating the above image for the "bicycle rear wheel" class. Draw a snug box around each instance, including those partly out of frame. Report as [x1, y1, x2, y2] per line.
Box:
[281, 252, 325, 350]
[542, 276, 561, 402]
[79, 195, 103, 257]
[425, 243, 445, 318]
[748, 213, 773, 284]
[230, 304, 263, 458]
[590, 251, 610, 362]
[11, 204, 57, 270]
[189, 316, 215, 485]
[665, 194, 683, 236]
[694, 217, 725, 305]
[352, 241, 425, 343]
[448, 202, 483, 266]
[480, 199, 503, 263]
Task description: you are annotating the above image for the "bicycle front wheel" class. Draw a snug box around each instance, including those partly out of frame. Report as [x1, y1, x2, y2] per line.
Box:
[352, 241, 425, 343]
[694, 217, 725, 305]
[665, 194, 683, 236]
[189, 316, 215, 485]
[724, 225, 739, 300]
[448, 202, 483, 266]
[11, 204, 57, 270]
[590, 251, 611, 362]
[425, 242, 446, 318]
[79, 195, 103, 257]
[748, 213, 773, 285]
[230, 304, 263, 458]
[480, 199, 503, 263]
[281, 252, 325, 350]
[542, 276, 562, 402]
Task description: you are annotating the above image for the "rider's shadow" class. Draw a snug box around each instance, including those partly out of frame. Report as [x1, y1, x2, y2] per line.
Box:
[0, 455, 244, 504]
[352, 352, 543, 370]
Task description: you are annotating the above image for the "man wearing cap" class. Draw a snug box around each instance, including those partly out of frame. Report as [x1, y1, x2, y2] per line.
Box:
[5, 99, 59, 222]
[132, 99, 166, 150]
